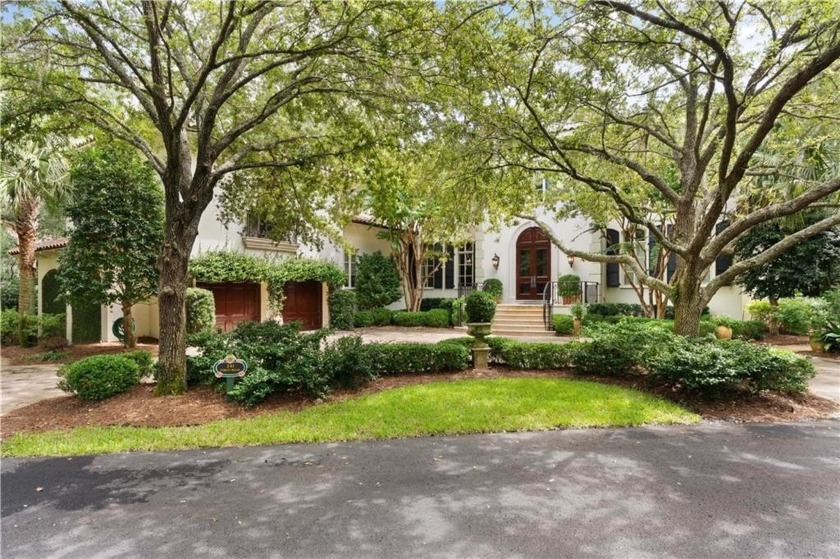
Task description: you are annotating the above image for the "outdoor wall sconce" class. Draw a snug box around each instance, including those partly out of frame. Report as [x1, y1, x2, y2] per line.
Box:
[491, 253, 500, 270]
[566, 254, 575, 267]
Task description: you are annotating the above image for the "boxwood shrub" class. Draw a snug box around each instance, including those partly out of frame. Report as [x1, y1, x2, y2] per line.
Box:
[424, 309, 451, 328]
[392, 311, 427, 327]
[185, 287, 216, 334]
[372, 307, 393, 326]
[465, 292, 496, 323]
[365, 341, 470, 376]
[328, 289, 356, 330]
[647, 339, 815, 398]
[58, 355, 141, 400]
[553, 315, 574, 335]
[121, 350, 155, 377]
[354, 311, 374, 328]
[489, 337, 577, 369]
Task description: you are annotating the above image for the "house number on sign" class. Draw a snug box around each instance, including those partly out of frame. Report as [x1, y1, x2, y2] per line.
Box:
[214, 355, 248, 395]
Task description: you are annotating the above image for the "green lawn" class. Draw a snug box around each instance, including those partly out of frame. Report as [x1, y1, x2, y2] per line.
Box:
[1, 378, 699, 457]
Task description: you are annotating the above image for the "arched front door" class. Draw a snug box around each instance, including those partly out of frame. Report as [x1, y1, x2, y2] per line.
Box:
[516, 227, 551, 300]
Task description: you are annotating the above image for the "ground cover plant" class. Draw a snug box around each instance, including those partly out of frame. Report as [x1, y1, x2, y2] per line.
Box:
[1, 378, 699, 457]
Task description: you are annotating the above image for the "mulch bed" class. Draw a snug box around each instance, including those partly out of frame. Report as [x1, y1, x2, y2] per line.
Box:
[1, 340, 159, 366]
[2, 367, 836, 440]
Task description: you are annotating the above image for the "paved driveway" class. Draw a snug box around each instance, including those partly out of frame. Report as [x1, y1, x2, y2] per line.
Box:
[3, 421, 839, 558]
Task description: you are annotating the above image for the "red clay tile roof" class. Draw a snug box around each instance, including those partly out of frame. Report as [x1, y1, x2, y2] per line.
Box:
[7, 237, 69, 255]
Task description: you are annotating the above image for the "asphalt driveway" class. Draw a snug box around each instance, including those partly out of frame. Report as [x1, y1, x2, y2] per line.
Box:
[3, 421, 839, 558]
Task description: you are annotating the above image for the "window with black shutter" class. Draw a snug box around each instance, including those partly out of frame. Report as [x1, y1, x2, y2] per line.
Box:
[715, 220, 733, 283]
[606, 229, 620, 287]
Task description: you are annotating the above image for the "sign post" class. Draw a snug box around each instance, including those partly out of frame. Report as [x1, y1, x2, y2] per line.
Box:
[213, 355, 248, 397]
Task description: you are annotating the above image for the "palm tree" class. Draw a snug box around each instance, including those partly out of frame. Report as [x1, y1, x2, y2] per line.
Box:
[0, 137, 70, 344]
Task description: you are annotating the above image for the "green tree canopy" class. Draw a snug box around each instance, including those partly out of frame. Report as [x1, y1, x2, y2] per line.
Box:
[60, 145, 164, 348]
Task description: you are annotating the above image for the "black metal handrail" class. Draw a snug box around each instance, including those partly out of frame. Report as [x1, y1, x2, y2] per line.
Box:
[542, 281, 601, 330]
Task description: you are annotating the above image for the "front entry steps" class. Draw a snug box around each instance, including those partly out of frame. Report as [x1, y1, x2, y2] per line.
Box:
[491, 304, 555, 337]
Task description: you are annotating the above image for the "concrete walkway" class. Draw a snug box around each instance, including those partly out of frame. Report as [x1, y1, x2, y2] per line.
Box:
[0, 357, 63, 414]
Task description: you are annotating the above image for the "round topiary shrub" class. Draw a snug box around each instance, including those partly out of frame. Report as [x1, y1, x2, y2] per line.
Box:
[483, 278, 503, 300]
[58, 355, 141, 401]
[465, 292, 496, 323]
[186, 287, 216, 334]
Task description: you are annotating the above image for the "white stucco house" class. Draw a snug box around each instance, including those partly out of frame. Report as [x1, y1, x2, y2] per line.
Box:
[19, 189, 751, 343]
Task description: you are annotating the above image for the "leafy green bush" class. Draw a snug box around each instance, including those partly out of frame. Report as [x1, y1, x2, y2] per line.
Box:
[1, 309, 40, 346]
[483, 278, 503, 299]
[465, 292, 496, 323]
[58, 355, 141, 400]
[746, 300, 773, 323]
[1, 276, 19, 311]
[364, 341, 470, 376]
[121, 350, 155, 377]
[185, 329, 231, 386]
[553, 315, 574, 335]
[774, 298, 821, 335]
[420, 298, 453, 311]
[424, 309, 451, 328]
[490, 338, 577, 369]
[321, 335, 375, 388]
[186, 287, 216, 334]
[355, 251, 402, 310]
[648, 339, 815, 397]
[822, 289, 840, 318]
[354, 311, 374, 328]
[572, 321, 677, 376]
[372, 307, 393, 326]
[392, 311, 427, 327]
[726, 319, 766, 340]
[328, 289, 356, 330]
[586, 303, 643, 317]
[557, 273, 581, 297]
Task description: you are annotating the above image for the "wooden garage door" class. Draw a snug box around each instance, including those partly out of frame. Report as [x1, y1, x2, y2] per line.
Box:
[196, 282, 261, 332]
[282, 281, 322, 331]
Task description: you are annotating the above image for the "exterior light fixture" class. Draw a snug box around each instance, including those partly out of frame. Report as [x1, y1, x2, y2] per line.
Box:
[491, 253, 500, 270]
[567, 254, 575, 267]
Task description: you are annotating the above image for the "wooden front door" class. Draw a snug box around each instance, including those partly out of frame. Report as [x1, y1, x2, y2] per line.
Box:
[197, 282, 261, 332]
[282, 281, 323, 331]
[516, 227, 551, 300]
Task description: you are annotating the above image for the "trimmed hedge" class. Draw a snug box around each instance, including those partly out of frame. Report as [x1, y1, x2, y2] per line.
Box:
[586, 303, 643, 317]
[372, 308, 393, 326]
[392, 311, 427, 327]
[58, 355, 141, 400]
[425, 309, 450, 328]
[186, 287, 216, 334]
[354, 311, 374, 328]
[553, 315, 574, 335]
[488, 337, 578, 369]
[365, 341, 470, 376]
[329, 289, 357, 330]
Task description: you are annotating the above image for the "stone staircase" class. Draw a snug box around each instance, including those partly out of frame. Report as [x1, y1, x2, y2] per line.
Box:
[491, 304, 555, 337]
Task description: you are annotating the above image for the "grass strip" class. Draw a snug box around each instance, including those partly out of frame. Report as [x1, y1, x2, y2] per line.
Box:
[2, 378, 699, 457]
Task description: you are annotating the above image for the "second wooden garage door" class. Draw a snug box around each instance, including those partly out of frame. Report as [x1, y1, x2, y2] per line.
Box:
[282, 281, 322, 331]
[197, 282, 261, 332]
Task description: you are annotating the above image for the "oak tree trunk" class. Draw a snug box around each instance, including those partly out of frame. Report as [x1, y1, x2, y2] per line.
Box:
[155, 234, 191, 395]
[768, 297, 780, 336]
[121, 300, 136, 349]
[672, 273, 705, 336]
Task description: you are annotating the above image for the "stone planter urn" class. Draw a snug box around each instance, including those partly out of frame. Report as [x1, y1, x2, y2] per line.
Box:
[715, 325, 733, 340]
[467, 322, 492, 369]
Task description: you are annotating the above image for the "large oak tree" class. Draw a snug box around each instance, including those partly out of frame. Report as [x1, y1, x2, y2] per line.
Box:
[444, 0, 840, 334]
[3, 1, 433, 393]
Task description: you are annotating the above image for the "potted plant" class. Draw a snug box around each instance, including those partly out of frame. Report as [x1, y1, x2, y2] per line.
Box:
[482, 278, 503, 302]
[557, 273, 581, 305]
[570, 302, 586, 335]
[465, 292, 496, 368]
[714, 317, 733, 340]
